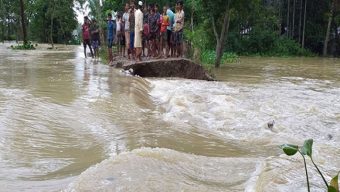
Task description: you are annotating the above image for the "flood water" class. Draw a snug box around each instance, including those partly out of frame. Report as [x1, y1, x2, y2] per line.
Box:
[0, 44, 339, 192]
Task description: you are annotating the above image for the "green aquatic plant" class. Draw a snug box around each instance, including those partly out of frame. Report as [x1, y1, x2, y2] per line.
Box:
[10, 42, 36, 50]
[281, 139, 339, 192]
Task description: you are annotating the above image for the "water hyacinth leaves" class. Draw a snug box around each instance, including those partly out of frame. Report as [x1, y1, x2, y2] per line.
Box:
[280, 144, 299, 156]
[328, 172, 339, 192]
[280, 141, 311, 191]
[280, 139, 340, 192]
[301, 139, 313, 158]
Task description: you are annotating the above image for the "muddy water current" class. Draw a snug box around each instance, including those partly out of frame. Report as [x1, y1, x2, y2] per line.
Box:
[0, 44, 339, 192]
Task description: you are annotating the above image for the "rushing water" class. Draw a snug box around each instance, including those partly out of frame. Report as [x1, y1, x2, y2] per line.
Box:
[0, 44, 339, 192]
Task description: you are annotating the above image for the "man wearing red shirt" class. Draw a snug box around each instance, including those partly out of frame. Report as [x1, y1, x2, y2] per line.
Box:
[82, 16, 94, 58]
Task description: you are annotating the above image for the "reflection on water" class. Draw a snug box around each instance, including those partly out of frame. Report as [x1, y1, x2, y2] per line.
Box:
[0, 44, 339, 191]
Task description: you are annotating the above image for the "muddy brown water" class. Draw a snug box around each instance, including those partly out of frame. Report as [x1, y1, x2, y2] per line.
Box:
[0, 44, 339, 192]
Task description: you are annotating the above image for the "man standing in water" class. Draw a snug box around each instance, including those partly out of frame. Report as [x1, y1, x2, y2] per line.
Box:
[135, 1, 144, 62]
[107, 13, 116, 65]
[82, 16, 94, 58]
[90, 19, 100, 60]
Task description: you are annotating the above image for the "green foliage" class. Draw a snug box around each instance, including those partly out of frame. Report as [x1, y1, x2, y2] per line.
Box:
[227, 30, 313, 57]
[281, 139, 339, 192]
[301, 139, 313, 158]
[10, 42, 36, 50]
[222, 52, 238, 63]
[185, 27, 213, 52]
[281, 144, 299, 156]
[200, 50, 238, 66]
[329, 173, 339, 192]
[99, 47, 109, 64]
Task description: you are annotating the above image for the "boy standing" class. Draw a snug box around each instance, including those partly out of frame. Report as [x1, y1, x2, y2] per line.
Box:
[90, 19, 100, 59]
[174, 1, 184, 57]
[82, 16, 94, 58]
[148, 6, 159, 58]
[155, 4, 161, 56]
[116, 14, 124, 57]
[166, 5, 175, 57]
[123, 3, 130, 58]
[107, 13, 116, 65]
[129, 2, 136, 60]
[142, 5, 150, 57]
[160, 6, 170, 58]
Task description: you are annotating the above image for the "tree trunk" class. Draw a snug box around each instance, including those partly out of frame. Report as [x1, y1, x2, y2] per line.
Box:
[191, 1, 194, 31]
[1, 0, 4, 42]
[287, 0, 290, 37]
[7, 15, 10, 40]
[292, 0, 296, 38]
[333, 23, 339, 56]
[191, 9, 194, 31]
[99, 2, 105, 47]
[215, 41, 223, 67]
[50, 1, 55, 48]
[298, 0, 303, 43]
[212, 1, 231, 68]
[323, 0, 335, 56]
[302, 0, 307, 48]
[19, 0, 27, 45]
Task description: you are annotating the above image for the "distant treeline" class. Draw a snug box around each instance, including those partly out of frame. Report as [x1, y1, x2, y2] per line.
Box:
[1, 0, 339, 66]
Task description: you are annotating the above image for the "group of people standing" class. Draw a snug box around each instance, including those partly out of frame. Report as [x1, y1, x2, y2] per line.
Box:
[82, 0, 185, 65]
[82, 17, 100, 59]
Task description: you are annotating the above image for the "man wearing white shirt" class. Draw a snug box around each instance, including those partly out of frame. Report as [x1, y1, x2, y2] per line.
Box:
[135, 1, 144, 62]
[122, 3, 130, 58]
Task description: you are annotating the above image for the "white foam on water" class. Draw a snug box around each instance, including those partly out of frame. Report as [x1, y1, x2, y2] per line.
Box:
[149, 78, 340, 145]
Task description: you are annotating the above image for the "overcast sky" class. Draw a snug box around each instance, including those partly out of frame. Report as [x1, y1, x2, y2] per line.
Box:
[74, 1, 90, 24]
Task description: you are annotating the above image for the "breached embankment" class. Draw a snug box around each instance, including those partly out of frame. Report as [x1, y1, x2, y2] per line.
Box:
[112, 58, 214, 81]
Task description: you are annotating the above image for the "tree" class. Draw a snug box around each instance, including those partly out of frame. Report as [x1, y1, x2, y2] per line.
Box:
[30, 0, 78, 44]
[323, 0, 336, 56]
[298, 0, 303, 43]
[49, 0, 56, 48]
[302, 0, 307, 48]
[201, 0, 232, 68]
[0, 0, 4, 42]
[287, 0, 290, 37]
[292, 0, 296, 37]
[19, 0, 28, 45]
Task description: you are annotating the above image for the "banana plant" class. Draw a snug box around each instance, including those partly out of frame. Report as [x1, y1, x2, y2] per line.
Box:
[281, 139, 339, 192]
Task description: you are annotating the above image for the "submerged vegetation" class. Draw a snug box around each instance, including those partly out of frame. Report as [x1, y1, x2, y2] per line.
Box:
[10, 42, 36, 50]
[281, 139, 339, 192]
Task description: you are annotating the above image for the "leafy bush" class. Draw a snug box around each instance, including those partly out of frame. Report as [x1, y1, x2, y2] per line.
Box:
[222, 52, 239, 63]
[227, 29, 314, 57]
[184, 27, 214, 52]
[11, 42, 36, 50]
[200, 50, 239, 67]
[271, 37, 314, 56]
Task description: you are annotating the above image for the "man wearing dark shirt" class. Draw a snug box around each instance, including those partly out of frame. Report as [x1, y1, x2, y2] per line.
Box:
[129, 2, 136, 60]
[90, 19, 100, 59]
